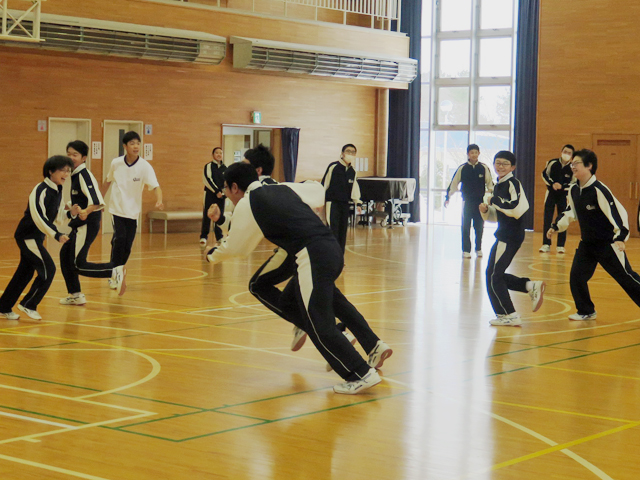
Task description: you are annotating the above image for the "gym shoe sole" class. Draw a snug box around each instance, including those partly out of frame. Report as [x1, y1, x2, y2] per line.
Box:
[368, 340, 393, 369]
[199, 238, 207, 246]
[326, 330, 358, 372]
[529, 281, 546, 312]
[291, 327, 307, 351]
[0, 311, 19, 320]
[114, 266, 127, 296]
[333, 368, 381, 395]
[17, 304, 42, 320]
[476, 251, 483, 258]
[569, 312, 597, 321]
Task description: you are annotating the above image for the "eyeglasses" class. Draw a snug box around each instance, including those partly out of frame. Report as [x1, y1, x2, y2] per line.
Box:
[343, 150, 357, 155]
[571, 161, 583, 167]
[494, 161, 512, 167]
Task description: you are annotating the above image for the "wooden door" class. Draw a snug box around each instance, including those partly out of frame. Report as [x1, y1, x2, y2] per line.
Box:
[592, 134, 639, 237]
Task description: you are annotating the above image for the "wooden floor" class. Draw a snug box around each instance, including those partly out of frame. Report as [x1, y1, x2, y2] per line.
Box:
[0, 224, 639, 480]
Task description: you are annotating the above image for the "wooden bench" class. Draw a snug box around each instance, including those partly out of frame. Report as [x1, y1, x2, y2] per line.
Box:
[148, 211, 201, 234]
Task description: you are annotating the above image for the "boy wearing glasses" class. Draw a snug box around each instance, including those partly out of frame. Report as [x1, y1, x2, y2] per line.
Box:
[322, 144, 361, 253]
[548, 149, 640, 321]
[0, 156, 73, 321]
[479, 151, 545, 326]
[540, 144, 575, 253]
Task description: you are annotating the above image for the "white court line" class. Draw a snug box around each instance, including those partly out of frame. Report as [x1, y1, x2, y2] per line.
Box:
[0, 410, 74, 428]
[0, 453, 113, 480]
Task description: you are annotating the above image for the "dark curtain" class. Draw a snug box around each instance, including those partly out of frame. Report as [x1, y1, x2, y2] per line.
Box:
[281, 128, 300, 182]
[513, 0, 540, 230]
[387, 0, 421, 222]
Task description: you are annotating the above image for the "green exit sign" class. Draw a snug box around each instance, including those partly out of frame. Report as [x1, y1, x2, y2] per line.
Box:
[251, 111, 262, 124]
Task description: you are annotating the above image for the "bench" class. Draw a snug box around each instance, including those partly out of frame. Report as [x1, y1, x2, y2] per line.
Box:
[148, 211, 201, 234]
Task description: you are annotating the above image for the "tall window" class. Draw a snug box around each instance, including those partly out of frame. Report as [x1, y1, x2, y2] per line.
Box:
[420, 0, 518, 224]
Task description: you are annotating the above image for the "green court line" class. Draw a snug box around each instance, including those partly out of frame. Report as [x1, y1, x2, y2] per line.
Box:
[112, 393, 206, 411]
[0, 404, 87, 425]
[0, 371, 100, 391]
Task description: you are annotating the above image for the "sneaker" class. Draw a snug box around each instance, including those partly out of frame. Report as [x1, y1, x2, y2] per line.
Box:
[557, 246, 566, 254]
[539, 245, 550, 253]
[291, 326, 307, 351]
[367, 340, 393, 369]
[17, 304, 41, 320]
[108, 278, 117, 290]
[476, 250, 483, 258]
[462, 252, 472, 258]
[60, 293, 86, 306]
[0, 311, 19, 320]
[333, 368, 381, 395]
[569, 312, 597, 321]
[114, 265, 127, 296]
[489, 313, 522, 326]
[199, 238, 207, 246]
[326, 330, 358, 372]
[528, 281, 545, 312]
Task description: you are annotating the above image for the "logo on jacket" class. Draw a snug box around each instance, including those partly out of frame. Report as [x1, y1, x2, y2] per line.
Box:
[72, 190, 79, 195]
[586, 205, 596, 211]
[133, 177, 141, 182]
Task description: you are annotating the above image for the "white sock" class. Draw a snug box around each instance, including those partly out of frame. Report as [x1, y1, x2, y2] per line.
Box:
[526, 281, 533, 291]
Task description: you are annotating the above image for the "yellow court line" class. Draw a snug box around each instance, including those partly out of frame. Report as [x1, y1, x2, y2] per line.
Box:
[0, 453, 113, 480]
[496, 317, 640, 339]
[490, 399, 636, 424]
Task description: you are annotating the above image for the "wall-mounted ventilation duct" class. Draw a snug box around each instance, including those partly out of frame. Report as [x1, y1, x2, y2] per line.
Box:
[230, 36, 417, 84]
[2, 12, 226, 65]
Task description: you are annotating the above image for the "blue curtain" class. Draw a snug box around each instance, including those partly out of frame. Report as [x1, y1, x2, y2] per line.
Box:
[387, 0, 421, 222]
[513, 0, 540, 230]
[281, 128, 300, 182]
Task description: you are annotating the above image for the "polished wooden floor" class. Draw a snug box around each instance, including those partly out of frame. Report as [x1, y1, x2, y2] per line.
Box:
[0, 224, 639, 479]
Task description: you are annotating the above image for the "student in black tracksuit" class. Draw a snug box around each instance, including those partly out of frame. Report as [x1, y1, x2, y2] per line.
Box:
[0, 156, 74, 321]
[480, 151, 545, 327]
[200, 147, 226, 245]
[206, 163, 390, 394]
[445, 144, 494, 258]
[321, 144, 361, 253]
[548, 149, 640, 321]
[540, 144, 575, 253]
[59, 141, 123, 306]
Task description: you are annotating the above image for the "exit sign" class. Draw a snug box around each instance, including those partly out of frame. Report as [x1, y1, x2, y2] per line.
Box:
[251, 111, 262, 124]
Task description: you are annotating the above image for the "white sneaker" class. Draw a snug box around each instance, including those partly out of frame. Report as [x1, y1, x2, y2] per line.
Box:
[199, 238, 207, 246]
[333, 368, 381, 395]
[108, 278, 117, 290]
[17, 304, 42, 320]
[462, 252, 472, 258]
[0, 311, 19, 320]
[539, 245, 550, 253]
[326, 330, 358, 372]
[557, 246, 566, 254]
[291, 326, 307, 351]
[368, 340, 393, 369]
[476, 250, 483, 258]
[528, 281, 545, 312]
[569, 312, 597, 321]
[114, 265, 127, 296]
[489, 313, 522, 326]
[60, 293, 86, 306]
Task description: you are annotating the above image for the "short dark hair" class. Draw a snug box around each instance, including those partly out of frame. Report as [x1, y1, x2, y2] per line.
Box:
[562, 144, 575, 153]
[43, 155, 74, 178]
[244, 144, 275, 176]
[212, 147, 222, 155]
[341, 144, 357, 153]
[224, 162, 259, 192]
[122, 131, 141, 145]
[573, 149, 597, 174]
[494, 150, 517, 166]
[67, 140, 89, 158]
[467, 144, 480, 153]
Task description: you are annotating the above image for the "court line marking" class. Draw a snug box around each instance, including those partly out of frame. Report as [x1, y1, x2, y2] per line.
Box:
[0, 453, 113, 480]
[496, 317, 640, 339]
[0, 410, 74, 428]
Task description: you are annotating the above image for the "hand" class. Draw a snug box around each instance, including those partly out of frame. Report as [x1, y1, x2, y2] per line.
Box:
[615, 241, 626, 252]
[479, 203, 488, 214]
[546, 228, 556, 240]
[155, 201, 164, 210]
[444, 200, 449, 208]
[553, 182, 562, 191]
[216, 192, 223, 198]
[208, 204, 221, 222]
[71, 204, 82, 216]
[59, 235, 70, 244]
[79, 210, 88, 221]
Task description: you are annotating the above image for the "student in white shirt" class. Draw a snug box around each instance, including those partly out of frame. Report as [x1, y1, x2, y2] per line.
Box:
[103, 131, 163, 290]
